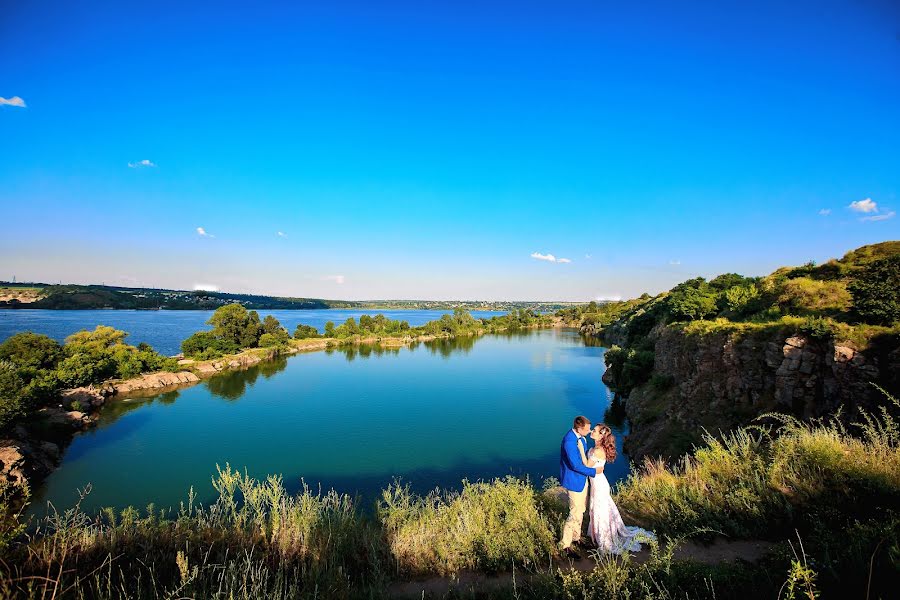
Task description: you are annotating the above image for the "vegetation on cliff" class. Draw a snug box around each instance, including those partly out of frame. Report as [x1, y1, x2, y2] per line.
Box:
[560, 242, 900, 457]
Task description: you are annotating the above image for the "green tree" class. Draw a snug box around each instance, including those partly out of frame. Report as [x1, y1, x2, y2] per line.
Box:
[65, 325, 128, 349]
[293, 324, 320, 339]
[0, 332, 62, 371]
[262, 315, 285, 336]
[181, 331, 238, 360]
[324, 321, 336, 338]
[669, 287, 718, 321]
[848, 255, 900, 325]
[207, 304, 263, 349]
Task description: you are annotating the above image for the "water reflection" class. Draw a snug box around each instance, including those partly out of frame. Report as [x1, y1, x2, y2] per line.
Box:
[603, 395, 628, 429]
[206, 356, 289, 400]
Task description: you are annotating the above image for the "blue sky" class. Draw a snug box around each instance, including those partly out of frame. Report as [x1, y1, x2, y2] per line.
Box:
[2, 0, 899, 300]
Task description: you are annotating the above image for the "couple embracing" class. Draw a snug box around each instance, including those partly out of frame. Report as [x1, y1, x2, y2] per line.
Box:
[559, 416, 655, 558]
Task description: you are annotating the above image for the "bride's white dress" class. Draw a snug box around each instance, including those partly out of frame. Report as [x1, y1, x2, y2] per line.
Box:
[587, 448, 656, 554]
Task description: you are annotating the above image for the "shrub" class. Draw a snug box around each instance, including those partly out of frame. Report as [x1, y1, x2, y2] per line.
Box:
[848, 255, 900, 325]
[604, 346, 655, 395]
[181, 331, 238, 360]
[258, 332, 289, 348]
[293, 324, 320, 339]
[0, 362, 28, 431]
[776, 277, 851, 316]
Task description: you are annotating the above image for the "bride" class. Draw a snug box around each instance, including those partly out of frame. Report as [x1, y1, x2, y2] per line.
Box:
[578, 423, 656, 554]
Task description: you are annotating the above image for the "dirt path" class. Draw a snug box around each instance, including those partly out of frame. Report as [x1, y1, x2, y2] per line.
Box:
[388, 537, 777, 598]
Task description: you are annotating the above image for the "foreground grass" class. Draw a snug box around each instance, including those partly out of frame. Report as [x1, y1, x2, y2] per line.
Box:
[1, 393, 898, 598]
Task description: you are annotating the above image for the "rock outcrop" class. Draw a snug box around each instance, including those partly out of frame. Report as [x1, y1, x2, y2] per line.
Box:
[616, 326, 897, 460]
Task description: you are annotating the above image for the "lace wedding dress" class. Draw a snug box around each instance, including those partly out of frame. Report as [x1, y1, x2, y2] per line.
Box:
[587, 448, 656, 554]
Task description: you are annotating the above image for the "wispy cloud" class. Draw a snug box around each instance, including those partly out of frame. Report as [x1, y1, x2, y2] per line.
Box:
[669, 259, 681, 266]
[0, 96, 26, 107]
[861, 211, 895, 222]
[584, 254, 592, 259]
[595, 295, 622, 302]
[530, 252, 571, 264]
[276, 231, 287, 238]
[196, 227, 215, 238]
[323, 275, 346, 284]
[818, 208, 831, 216]
[193, 283, 219, 292]
[849, 198, 877, 213]
[128, 159, 157, 168]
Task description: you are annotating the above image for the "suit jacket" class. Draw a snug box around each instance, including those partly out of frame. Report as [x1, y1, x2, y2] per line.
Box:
[559, 429, 597, 492]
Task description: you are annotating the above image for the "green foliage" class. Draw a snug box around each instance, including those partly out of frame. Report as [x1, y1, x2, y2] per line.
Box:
[604, 345, 655, 395]
[722, 283, 760, 316]
[378, 477, 555, 576]
[848, 255, 900, 325]
[0, 361, 28, 431]
[324, 321, 335, 337]
[207, 304, 263, 349]
[0, 332, 61, 371]
[776, 277, 851, 315]
[293, 324, 321, 339]
[668, 283, 718, 322]
[180, 331, 238, 360]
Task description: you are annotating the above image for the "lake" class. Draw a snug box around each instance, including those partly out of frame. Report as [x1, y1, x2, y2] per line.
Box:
[29, 328, 626, 517]
[0, 309, 507, 356]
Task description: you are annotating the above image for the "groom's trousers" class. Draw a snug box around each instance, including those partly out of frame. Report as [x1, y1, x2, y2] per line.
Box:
[560, 480, 588, 549]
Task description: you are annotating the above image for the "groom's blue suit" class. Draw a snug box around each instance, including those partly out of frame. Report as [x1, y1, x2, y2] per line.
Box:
[560, 429, 597, 492]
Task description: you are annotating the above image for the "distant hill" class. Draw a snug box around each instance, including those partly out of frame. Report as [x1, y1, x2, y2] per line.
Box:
[0, 282, 585, 312]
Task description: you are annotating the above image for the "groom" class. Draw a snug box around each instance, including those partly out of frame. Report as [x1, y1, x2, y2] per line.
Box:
[559, 415, 597, 555]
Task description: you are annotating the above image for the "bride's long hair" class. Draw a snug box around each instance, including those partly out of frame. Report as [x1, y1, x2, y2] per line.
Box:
[595, 424, 617, 462]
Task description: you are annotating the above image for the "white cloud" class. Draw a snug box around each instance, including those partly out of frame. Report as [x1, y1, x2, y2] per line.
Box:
[193, 284, 219, 292]
[0, 96, 26, 107]
[584, 254, 592, 259]
[818, 209, 831, 216]
[861, 211, 895, 222]
[669, 259, 681, 265]
[323, 275, 346, 284]
[276, 231, 287, 238]
[128, 159, 157, 168]
[196, 227, 215, 238]
[849, 198, 877, 213]
[595, 295, 622, 302]
[530, 252, 571, 264]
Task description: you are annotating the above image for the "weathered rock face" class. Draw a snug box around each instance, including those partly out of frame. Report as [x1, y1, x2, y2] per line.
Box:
[0, 438, 61, 485]
[620, 327, 896, 461]
[106, 371, 201, 395]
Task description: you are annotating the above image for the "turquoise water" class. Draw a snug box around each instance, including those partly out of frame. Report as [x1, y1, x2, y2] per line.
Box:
[0, 309, 506, 356]
[30, 328, 626, 516]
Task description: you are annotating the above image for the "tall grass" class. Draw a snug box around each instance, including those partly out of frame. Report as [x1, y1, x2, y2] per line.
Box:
[3, 464, 385, 599]
[378, 477, 555, 576]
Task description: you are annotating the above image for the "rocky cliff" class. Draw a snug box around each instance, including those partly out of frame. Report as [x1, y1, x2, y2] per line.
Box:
[610, 325, 899, 460]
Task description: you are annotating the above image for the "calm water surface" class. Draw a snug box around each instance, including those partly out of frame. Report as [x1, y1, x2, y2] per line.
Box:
[31, 328, 626, 516]
[0, 309, 506, 356]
